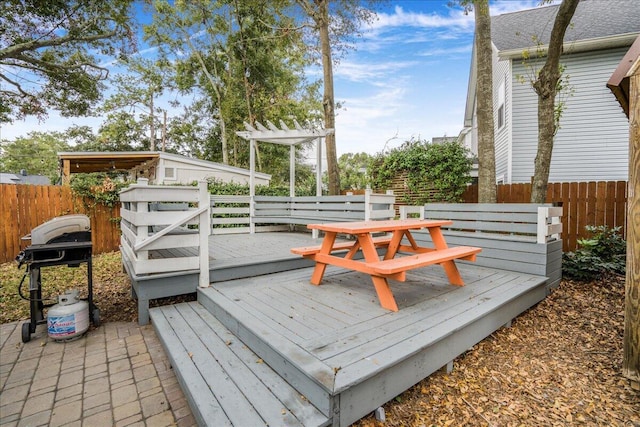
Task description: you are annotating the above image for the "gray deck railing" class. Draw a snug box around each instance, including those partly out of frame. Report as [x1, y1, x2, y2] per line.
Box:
[119, 178, 210, 287]
[402, 203, 563, 289]
[211, 190, 396, 236]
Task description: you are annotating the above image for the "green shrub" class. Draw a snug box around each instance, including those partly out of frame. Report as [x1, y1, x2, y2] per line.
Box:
[70, 172, 132, 207]
[205, 178, 315, 196]
[369, 139, 473, 204]
[562, 225, 626, 281]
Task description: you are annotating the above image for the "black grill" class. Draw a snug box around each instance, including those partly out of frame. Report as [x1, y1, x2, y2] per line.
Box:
[16, 215, 99, 343]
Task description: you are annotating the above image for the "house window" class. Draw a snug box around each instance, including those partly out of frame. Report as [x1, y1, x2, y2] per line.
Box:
[497, 79, 505, 129]
[164, 167, 176, 180]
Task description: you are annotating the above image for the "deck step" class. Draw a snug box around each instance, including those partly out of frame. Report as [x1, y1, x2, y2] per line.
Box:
[197, 285, 335, 418]
[150, 302, 330, 427]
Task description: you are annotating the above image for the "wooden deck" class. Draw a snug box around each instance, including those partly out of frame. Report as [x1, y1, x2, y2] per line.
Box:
[126, 233, 320, 324]
[148, 232, 549, 427]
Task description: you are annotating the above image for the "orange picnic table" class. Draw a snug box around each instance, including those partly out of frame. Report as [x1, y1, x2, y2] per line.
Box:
[291, 219, 482, 311]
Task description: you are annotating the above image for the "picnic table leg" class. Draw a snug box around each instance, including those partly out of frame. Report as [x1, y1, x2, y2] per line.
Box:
[427, 227, 465, 286]
[310, 231, 337, 285]
[358, 233, 399, 311]
[383, 230, 404, 260]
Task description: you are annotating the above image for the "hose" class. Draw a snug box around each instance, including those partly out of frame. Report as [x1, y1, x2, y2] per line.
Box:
[17, 266, 56, 304]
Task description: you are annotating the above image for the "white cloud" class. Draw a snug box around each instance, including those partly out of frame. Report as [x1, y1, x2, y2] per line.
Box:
[334, 60, 416, 83]
[417, 44, 473, 57]
[371, 5, 473, 31]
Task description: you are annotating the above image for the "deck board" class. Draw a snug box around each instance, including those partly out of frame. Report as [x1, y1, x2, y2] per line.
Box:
[145, 231, 550, 426]
[311, 269, 518, 361]
[151, 302, 330, 427]
[198, 261, 547, 425]
[150, 306, 232, 426]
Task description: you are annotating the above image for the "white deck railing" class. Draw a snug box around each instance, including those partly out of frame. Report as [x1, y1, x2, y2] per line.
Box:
[119, 178, 210, 287]
[211, 189, 396, 236]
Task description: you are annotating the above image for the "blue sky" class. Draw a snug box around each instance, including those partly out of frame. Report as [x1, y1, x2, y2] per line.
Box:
[0, 0, 542, 157]
[331, 0, 541, 155]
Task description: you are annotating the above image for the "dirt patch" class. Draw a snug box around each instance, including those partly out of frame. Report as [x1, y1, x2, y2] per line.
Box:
[0, 251, 195, 324]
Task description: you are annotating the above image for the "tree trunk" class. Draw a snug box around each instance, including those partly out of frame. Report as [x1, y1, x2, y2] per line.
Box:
[623, 70, 640, 389]
[318, 0, 340, 195]
[531, 86, 556, 202]
[530, 0, 580, 203]
[183, 28, 228, 164]
[162, 110, 167, 151]
[474, 0, 496, 203]
[150, 92, 155, 151]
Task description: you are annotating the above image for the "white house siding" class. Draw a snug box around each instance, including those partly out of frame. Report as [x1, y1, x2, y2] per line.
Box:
[510, 47, 630, 183]
[493, 54, 512, 183]
[162, 158, 269, 186]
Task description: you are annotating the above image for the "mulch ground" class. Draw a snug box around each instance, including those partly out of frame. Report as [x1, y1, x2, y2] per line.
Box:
[353, 276, 639, 427]
[1, 252, 638, 425]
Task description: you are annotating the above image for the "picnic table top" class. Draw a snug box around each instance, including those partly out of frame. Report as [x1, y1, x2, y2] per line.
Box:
[306, 219, 453, 234]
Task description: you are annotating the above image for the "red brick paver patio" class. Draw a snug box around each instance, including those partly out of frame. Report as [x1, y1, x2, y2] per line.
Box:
[0, 321, 195, 427]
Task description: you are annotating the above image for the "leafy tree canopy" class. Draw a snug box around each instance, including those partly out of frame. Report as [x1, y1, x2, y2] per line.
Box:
[338, 152, 373, 191]
[0, 131, 70, 183]
[370, 139, 473, 203]
[143, 0, 322, 172]
[0, 0, 135, 122]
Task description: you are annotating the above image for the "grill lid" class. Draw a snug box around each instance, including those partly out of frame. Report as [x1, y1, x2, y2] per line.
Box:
[27, 214, 91, 245]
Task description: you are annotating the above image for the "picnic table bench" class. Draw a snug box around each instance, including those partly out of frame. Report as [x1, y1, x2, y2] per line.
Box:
[291, 219, 482, 311]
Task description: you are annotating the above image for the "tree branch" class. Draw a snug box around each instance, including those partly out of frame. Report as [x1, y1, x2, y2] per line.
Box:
[11, 53, 109, 79]
[0, 73, 31, 96]
[0, 28, 118, 61]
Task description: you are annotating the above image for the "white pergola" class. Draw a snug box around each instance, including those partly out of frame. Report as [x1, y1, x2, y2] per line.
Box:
[236, 120, 334, 198]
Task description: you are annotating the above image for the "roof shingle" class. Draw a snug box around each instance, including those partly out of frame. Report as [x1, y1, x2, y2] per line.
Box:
[491, 0, 640, 52]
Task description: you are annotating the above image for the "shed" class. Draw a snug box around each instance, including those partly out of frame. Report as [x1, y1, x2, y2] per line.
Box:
[58, 151, 271, 186]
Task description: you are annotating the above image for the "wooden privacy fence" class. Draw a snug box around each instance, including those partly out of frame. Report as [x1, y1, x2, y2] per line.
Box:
[462, 181, 628, 252]
[0, 184, 121, 264]
[1, 181, 629, 263]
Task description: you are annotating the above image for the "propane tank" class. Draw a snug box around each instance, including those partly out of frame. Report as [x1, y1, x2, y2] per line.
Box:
[47, 289, 89, 341]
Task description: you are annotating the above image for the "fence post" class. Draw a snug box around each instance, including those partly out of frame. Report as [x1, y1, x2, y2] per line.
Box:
[135, 178, 150, 262]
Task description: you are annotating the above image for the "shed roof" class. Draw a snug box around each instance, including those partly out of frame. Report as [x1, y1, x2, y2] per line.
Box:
[57, 151, 270, 181]
[607, 34, 640, 118]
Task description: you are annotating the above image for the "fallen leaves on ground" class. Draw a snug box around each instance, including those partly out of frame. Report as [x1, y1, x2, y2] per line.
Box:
[353, 275, 639, 427]
[0, 251, 194, 324]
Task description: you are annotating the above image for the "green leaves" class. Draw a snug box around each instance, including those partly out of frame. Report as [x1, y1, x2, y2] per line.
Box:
[0, 0, 136, 122]
[370, 139, 473, 203]
[69, 173, 132, 208]
[0, 131, 70, 183]
[563, 225, 627, 281]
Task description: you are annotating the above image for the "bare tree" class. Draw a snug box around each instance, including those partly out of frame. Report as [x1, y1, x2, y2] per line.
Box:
[295, 0, 339, 194]
[530, 0, 580, 203]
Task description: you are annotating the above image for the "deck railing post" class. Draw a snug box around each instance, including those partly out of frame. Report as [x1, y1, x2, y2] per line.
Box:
[537, 206, 563, 244]
[135, 178, 150, 263]
[198, 180, 210, 287]
[365, 189, 372, 221]
[250, 196, 256, 234]
[399, 205, 425, 220]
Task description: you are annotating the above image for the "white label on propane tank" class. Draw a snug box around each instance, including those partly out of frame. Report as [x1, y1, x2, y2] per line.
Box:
[48, 309, 89, 337]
